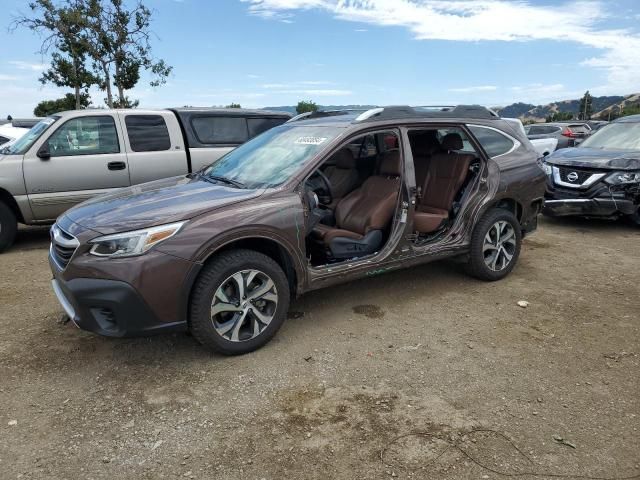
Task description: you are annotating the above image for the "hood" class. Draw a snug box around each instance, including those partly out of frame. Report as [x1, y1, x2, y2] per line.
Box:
[546, 147, 640, 171]
[64, 175, 263, 234]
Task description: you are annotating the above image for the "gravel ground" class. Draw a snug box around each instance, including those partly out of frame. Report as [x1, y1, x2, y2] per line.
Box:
[0, 217, 639, 480]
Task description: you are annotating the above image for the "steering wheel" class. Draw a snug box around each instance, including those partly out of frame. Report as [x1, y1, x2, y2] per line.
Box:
[307, 169, 333, 206]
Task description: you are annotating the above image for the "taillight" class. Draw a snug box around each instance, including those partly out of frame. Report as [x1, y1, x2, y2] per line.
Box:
[561, 128, 576, 138]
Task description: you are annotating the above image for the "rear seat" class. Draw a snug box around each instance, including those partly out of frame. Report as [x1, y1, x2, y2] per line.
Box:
[409, 130, 441, 192]
[414, 133, 475, 233]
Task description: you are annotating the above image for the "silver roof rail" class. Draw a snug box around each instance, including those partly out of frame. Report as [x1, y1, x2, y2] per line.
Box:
[354, 108, 385, 122]
[286, 111, 313, 123]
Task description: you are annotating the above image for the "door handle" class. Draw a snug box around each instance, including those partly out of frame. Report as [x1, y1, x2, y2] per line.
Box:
[107, 161, 126, 171]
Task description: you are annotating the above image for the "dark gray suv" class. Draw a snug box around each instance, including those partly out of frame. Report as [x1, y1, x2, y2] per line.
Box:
[49, 105, 546, 355]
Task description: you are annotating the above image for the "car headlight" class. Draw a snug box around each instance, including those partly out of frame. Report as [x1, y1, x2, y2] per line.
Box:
[89, 221, 186, 257]
[537, 158, 553, 175]
[604, 171, 640, 185]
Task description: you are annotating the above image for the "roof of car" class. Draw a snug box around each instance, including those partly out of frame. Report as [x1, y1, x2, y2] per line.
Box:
[613, 114, 640, 123]
[171, 107, 292, 117]
[288, 105, 500, 127]
[50, 108, 292, 119]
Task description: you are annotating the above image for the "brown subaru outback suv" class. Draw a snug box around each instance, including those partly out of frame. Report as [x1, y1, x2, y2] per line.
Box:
[49, 105, 546, 355]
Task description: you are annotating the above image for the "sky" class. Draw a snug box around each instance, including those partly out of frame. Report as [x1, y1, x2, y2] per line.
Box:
[1, 0, 640, 117]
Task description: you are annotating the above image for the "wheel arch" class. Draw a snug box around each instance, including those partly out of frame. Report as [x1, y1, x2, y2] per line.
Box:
[0, 188, 25, 223]
[211, 237, 299, 298]
[482, 196, 523, 223]
[183, 234, 302, 324]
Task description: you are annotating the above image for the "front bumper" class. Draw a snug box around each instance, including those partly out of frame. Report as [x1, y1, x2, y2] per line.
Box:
[543, 197, 636, 217]
[543, 169, 638, 218]
[48, 216, 196, 337]
[50, 254, 188, 337]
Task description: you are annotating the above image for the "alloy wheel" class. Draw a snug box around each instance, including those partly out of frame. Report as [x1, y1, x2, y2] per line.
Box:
[210, 269, 278, 342]
[482, 221, 517, 272]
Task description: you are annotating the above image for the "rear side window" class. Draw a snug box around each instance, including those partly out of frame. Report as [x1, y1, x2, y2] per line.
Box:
[191, 116, 248, 144]
[48, 116, 119, 157]
[125, 115, 171, 152]
[0, 136, 9, 144]
[247, 117, 286, 138]
[527, 125, 547, 135]
[468, 125, 515, 158]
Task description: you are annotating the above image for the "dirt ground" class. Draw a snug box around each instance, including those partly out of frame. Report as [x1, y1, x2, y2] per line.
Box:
[0, 217, 638, 480]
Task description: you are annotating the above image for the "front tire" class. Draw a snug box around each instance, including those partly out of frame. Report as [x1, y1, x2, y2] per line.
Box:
[0, 202, 18, 253]
[189, 249, 290, 355]
[466, 208, 522, 281]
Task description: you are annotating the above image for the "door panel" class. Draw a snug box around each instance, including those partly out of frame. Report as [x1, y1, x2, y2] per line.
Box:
[119, 112, 188, 184]
[23, 114, 130, 221]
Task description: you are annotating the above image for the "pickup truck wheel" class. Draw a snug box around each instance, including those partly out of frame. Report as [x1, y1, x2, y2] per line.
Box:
[466, 208, 522, 281]
[0, 202, 18, 253]
[189, 249, 290, 355]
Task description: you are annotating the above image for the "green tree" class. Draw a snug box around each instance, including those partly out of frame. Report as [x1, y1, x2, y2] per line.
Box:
[12, 0, 98, 109]
[83, 0, 172, 108]
[296, 100, 318, 114]
[545, 111, 573, 122]
[33, 92, 90, 116]
[607, 103, 640, 120]
[14, 0, 172, 109]
[579, 90, 593, 120]
[225, 103, 242, 108]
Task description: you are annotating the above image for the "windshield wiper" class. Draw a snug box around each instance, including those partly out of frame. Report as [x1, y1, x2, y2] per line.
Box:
[201, 173, 246, 189]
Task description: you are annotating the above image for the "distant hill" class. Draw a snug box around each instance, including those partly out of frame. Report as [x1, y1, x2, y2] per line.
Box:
[494, 93, 639, 121]
[263, 95, 640, 121]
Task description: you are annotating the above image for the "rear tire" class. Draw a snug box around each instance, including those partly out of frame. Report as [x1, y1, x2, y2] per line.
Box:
[0, 202, 18, 253]
[466, 208, 522, 281]
[629, 206, 640, 227]
[189, 249, 290, 355]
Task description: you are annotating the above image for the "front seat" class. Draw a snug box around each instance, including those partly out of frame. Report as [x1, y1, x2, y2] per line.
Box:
[313, 150, 402, 260]
[414, 133, 475, 233]
[322, 148, 360, 206]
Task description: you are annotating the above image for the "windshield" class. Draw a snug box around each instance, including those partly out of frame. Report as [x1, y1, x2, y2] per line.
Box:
[580, 122, 640, 150]
[203, 124, 344, 188]
[1, 117, 59, 155]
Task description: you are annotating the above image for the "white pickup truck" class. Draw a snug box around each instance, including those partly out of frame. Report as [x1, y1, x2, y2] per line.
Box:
[504, 118, 558, 157]
[0, 108, 291, 251]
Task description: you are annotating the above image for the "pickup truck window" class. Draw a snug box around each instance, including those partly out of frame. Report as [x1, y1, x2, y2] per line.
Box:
[1, 117, 58, 155]
[48, 116, 119, 157]
[191, 116, 248, 144]
[125, 115, 171, 152]
[247, 117, 286, 138]
[468, 125, 516, 158]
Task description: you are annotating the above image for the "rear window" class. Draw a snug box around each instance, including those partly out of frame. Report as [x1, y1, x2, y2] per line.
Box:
[247, 117, 287, 138]
[125, 115, 171, 152]
[567, 124, 590, 134]
[191, 116, 248, 144]
[468, 125, 515, 157]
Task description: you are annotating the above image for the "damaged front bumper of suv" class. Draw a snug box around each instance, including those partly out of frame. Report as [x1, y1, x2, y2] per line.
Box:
[542, 164, 640, 219]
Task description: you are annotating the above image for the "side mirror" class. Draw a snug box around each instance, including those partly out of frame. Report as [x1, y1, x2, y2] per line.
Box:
[543, 151, 550, 157]
[37, 145, 51, 160]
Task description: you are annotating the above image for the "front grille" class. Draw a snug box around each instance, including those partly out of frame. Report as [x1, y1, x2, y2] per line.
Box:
[557, 167, 593, 184]
[552, 166, 606, 189]
[50, 224, 79, 269]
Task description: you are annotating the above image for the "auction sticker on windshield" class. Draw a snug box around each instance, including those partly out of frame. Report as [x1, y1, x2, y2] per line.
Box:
[294, 136, 327, 145]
